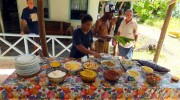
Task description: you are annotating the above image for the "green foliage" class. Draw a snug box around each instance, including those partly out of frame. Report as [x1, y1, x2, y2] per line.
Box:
[173, 2, 180, 18]
[145, 18, 180, 31]
[134, 0, 168, 23]
[113, 36, 134, 46]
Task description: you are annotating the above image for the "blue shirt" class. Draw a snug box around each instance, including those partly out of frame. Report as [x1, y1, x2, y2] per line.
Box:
[21, 7, 39, 34]
[70, 28, 93, 58]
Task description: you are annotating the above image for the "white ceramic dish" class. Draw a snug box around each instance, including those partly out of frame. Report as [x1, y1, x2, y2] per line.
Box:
[15, 55, 36, 64]
[63, 61, 82, 75]
[15, 54, 40, 76]
[83, 61, 99, 70]
[100, 53, 112, 60]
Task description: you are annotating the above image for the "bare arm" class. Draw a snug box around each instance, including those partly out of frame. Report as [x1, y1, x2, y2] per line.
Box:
[93, 20, 101, 38]
[134, 35, 138, 42]
[76, 45, 100, 58]
[20, 19, 26, 35]
[90, 43, 95, 51]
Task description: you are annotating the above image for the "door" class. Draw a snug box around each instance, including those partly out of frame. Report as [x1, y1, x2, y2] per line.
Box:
[1, 0, 20, 33]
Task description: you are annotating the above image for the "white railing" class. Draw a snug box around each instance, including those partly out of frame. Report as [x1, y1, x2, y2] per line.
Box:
[0, 33, 72, 57]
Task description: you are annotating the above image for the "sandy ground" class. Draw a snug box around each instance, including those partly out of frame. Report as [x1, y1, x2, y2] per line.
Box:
[138, 25, 180, 77]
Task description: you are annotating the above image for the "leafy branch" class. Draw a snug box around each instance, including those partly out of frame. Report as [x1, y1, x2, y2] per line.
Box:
[113, 36, 134, 46]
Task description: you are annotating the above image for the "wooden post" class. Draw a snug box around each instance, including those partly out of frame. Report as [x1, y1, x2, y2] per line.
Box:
[37, 0, 49, 57]
[153, 2, 176, 63]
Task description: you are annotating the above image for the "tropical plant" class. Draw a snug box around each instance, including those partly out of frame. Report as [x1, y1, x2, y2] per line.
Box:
[113, 36, 134, 46]
[134, 0, 168, 23]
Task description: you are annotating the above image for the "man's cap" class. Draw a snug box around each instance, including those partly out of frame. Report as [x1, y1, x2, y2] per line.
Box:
[104, 4, 117, 13]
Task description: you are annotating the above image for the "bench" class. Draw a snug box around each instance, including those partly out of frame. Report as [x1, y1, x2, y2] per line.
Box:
[45, 21, 73, 35]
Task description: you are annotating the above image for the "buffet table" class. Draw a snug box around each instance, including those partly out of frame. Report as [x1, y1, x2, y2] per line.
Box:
[0, 57, 180, 99]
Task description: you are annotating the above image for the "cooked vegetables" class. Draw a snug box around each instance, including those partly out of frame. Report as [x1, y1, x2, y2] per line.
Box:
[50, 62, 61, 67]
[65, 61, 81, 70]
[80, 69, 97, 78]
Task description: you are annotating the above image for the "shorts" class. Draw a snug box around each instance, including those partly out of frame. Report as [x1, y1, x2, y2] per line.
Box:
[95, 39, 109, 53]
[118, 45, 133, 59]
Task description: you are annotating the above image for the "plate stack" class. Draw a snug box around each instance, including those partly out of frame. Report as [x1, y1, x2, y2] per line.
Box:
[15, 54, 40, 77]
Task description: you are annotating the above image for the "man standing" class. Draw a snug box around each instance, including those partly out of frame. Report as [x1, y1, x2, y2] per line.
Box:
[20, 0, 40, 55]
[113, 9, 124, 56]
[93, 4, 116, 53]
[113, 9, 138, 59]
[70, 14, 101, 59]
[20, 0, 38, 35]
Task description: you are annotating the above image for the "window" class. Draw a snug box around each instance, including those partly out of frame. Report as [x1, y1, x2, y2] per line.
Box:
[34, 0, 49, 18]
[70, 0, 88, 20]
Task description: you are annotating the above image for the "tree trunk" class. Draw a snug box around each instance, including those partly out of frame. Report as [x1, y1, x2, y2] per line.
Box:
[153, 2, 176, 63]
[37, 0, 49, 57]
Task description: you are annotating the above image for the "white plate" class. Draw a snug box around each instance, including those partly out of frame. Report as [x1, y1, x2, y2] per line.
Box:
[15, 54, 40, 65]
[83, 61, 99, 70]
[100, 53, 112, 60]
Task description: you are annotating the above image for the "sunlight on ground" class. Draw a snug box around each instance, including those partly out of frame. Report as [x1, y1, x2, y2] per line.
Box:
[0, 69, 15, 75]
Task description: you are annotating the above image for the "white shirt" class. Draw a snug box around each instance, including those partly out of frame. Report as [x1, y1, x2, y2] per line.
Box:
[118, 19, 138, 48]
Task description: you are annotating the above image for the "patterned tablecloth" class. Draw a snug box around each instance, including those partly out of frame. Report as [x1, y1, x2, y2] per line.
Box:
[0, 57, 180, 99]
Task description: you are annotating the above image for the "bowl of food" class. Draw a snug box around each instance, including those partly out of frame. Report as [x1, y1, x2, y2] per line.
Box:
[50, 61, 61, 68]
[46, 68, 66, 83]
[63, 61, 82, 75]
[103, 69, 120, 82]
[83, 61, 99, 70]
[141, 66, 153, 74]
[121, 59, 135, 66]
[127, 70, 140, 81]
[101, 60, 116, 69]
[146, 73, 161, 86]
[79, 69, 97, 83]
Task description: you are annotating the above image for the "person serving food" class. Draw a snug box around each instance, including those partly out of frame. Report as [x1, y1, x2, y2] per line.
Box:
[70, 14, 101, 59]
